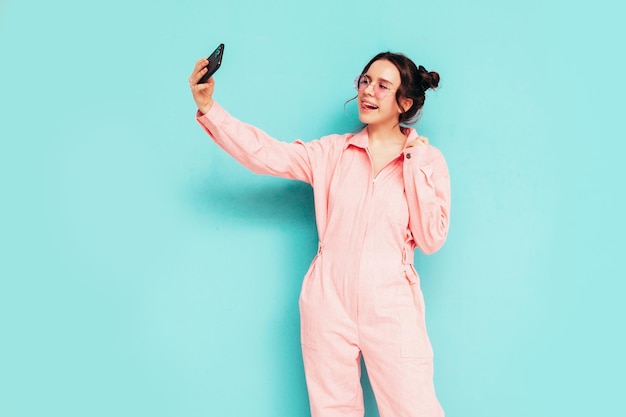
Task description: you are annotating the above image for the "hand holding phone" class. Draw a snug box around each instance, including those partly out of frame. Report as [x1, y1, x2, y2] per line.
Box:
[198, 43, 224, 84]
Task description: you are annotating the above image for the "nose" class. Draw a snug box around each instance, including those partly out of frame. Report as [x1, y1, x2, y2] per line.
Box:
[364, 83, 376, 96]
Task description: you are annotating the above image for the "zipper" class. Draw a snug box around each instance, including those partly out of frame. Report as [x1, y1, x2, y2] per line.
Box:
[367, 147, 405, 186]
[355, 147, 378, 321]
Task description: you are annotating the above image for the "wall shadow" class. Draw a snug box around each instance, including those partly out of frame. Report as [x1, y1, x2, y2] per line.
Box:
[188, 177, 319, 414]
[191, 178, 317, 228]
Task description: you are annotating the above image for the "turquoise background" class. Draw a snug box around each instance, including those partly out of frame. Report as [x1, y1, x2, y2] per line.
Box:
[1, 0, 624, 416]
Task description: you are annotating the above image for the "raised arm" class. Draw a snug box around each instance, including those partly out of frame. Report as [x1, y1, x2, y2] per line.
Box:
[189, 58, 325, 183]
[403, 142, 451, 254]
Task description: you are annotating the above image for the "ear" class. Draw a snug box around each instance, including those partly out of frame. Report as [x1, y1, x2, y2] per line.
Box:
[398, 97, 413, 113]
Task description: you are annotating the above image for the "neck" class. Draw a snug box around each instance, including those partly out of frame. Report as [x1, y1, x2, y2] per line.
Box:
[367, 121, 406, 145]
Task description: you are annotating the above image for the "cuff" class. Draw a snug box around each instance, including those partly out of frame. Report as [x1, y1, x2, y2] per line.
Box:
[196, 101, 229, 127]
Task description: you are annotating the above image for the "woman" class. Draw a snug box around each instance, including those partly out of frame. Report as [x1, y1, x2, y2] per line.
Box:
[189, 51, 450, 417]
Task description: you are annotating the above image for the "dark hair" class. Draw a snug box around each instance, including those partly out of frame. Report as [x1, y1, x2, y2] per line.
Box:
[359, 52, 440, 125]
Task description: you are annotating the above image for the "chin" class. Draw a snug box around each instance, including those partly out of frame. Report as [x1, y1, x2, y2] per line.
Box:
[357, 112, 375, 125]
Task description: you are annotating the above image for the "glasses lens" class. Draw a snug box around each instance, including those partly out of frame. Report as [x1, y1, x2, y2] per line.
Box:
[374, 86, 386, 99]
[355, 75, 368, 91]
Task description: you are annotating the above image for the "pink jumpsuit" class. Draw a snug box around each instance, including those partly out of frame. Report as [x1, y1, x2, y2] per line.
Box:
[197, 103, 451, 417]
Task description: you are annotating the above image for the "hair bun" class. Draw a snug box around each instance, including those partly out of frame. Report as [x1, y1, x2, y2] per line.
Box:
[418, 65, 440, 90]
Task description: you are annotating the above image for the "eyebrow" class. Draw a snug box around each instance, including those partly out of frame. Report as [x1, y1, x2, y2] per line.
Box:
[365, 74, 394, 85]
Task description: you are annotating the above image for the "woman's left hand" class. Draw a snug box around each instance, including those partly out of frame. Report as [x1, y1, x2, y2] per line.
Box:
[406, 136, 429, 147]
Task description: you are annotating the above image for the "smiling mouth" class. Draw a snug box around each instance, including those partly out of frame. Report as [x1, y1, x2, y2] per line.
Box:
[361, 101, 379, 110]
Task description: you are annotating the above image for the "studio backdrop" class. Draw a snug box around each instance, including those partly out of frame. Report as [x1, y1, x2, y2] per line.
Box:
[1, 0, 624, 416]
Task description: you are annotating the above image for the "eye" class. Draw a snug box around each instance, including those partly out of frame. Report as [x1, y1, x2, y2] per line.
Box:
[378, 83, 390, 90]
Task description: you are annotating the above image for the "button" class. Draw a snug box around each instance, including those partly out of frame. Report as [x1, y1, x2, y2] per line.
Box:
[406, 153, 411, 159]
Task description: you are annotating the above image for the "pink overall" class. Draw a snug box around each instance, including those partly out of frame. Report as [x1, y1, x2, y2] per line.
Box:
[197, 103, 451, 417]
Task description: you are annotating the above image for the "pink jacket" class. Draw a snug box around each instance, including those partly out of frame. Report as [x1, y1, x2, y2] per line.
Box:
[196, 102, 450, 255]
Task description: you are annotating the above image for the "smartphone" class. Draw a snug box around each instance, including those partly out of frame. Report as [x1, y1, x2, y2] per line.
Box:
[198, 43, 224, 84]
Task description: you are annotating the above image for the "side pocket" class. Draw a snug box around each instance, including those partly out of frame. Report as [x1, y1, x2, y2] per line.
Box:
[404, 263, 420, 285]
[299, 255, 321, 350]
[400, 265, 433, 358]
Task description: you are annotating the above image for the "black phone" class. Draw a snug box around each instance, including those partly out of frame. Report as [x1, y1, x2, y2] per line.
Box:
[198, 43, 224, 84]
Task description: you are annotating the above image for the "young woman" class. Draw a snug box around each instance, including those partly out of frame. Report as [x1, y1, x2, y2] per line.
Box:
[189, 51, 450, 417]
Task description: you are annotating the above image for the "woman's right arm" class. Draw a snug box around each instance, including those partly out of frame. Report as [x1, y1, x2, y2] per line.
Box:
[189, 59, 324, 184]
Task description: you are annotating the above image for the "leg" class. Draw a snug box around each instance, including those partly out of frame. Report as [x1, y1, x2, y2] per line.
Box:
[302, 343, 364, 417]
[300, 272, 363, 417]
[359, 277, 444, 417]
[363, 354, 444, 417]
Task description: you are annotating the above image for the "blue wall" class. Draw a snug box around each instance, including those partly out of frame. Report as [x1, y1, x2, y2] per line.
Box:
[1, 0, 624, 416]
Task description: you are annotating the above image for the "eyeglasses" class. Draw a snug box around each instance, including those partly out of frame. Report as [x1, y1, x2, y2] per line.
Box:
[354, 74, 396, 99]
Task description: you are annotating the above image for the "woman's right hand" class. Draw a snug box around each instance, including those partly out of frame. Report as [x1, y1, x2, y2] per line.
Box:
[189, 58, 215, 115]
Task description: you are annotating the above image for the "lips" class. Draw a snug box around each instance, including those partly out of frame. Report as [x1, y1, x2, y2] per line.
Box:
[360, 99, 379, 110]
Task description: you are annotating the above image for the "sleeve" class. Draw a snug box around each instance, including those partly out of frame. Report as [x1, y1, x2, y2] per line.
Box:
[403, 145, 451, 254]
[195, 102, 326, 184]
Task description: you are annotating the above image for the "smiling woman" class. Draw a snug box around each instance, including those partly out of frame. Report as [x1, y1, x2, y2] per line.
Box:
[189, 50, 450, 417]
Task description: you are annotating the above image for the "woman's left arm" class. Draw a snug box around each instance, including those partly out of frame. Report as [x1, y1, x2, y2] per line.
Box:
[403, 142, 451, 254]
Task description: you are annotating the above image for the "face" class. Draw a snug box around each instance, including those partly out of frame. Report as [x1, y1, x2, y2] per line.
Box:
[357, 59, 411, 127]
